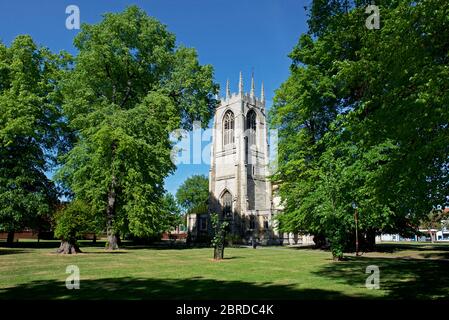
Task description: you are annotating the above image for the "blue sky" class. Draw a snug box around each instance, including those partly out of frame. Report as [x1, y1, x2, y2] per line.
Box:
[0, 0, 309, 196]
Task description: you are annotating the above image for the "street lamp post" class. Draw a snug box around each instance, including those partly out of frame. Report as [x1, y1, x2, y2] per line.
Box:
[352, 202, 359, 256]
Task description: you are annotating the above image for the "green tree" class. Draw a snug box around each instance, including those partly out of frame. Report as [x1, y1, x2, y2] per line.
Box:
[0, 36, 70, 244]
[160, 192, 183, 231]
[56, 6, 218, 250]
[211, 213, 229, 260]
[271, 0, 449, 259]
[54, 199, 96, 254]
[420, 207, 448, 243]
[176, 174, 209, 214]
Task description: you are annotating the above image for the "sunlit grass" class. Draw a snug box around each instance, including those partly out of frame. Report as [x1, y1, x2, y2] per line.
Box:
[0, 241, 448, 299]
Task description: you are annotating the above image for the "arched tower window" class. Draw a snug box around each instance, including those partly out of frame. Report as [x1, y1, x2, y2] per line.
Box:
[221, 190, 232, 216]
[223, 110, 235, 146]
[246, 110, 257, 146]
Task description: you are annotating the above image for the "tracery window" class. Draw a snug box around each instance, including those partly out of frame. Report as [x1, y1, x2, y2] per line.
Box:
[246, 110, 256, 146]
[222, 191, 232, 216]
[223, 110, 235, 146]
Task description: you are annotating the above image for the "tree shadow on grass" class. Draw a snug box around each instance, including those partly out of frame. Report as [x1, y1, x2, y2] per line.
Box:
[218, 256, 245, 260]
[0, 248, 31, 255]
[0, 241, 205, 252]
[419, 252, 449, 260]
[313, 256, 449, 299]
[0, 242, 59, 249]
[285, 245, 317, 250]
[0, 241, 172, 253]
[119, 244, 191, 250]
[374, 243, 449, 253]
[0, 277, 355, 300]
[0, 241, 109, 250]
[78, 251, 129, 255]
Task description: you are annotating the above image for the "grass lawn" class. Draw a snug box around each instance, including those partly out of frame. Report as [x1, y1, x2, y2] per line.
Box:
[0, 241, 448, 300]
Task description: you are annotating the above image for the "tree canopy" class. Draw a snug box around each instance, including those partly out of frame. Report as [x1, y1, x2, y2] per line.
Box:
[270, 0, 449, 259]
[0, 35, 69, 242]
[56, 6, 218, 249]
[160, 192, 183, 229]
[176, 174, 209, 214]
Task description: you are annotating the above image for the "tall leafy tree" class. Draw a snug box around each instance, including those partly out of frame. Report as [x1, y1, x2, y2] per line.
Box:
[176, 174, 209, 214]
[57, 6, 218, 249]
[0, 36, 69, 244]
[160, 192, 182, 230]
[271, 0, 449, 259]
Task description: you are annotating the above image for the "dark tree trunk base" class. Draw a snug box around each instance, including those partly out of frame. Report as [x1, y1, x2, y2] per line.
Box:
[333, 256, 343, 261]
[365, 230, 376, 251]
[214, 246, 224, 260]
[313, 234, 327, 249]
[56, 241, 81, 254]
[6, 231, 14, 246]
[213, 250, 223, 260]
[106, 234, 119, 250]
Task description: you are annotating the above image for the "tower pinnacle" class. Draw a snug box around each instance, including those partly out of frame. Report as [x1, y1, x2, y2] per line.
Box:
[226, 79, 230, 100]
[239, 71, 243, 96]
[250, 72, 255, 98]
[261, 81, 265, 103]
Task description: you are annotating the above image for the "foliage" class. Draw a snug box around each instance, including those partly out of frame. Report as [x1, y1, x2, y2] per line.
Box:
[56, 6, 218, 245]
[175, 174, 209, 214]
[270, 0, 449, 258]
[211, 212, 229, 260]
[160, 192, 183, 229]
[420, 207, 448, 230]
[54, 199, 96, 241]
[0, 35, 70, 235]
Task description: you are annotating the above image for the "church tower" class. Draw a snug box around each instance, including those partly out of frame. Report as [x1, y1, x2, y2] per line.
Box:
[209, 73, 277, 243]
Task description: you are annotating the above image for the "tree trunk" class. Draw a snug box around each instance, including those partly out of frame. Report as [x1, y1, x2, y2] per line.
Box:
[6, 231, 14, 245]
[214, 244, 224, 260]
[92, 234, 96, 244]
[332, 254, 344, 261]
[106, 143, 119, 251]
[313, 234, 327, 249]
[213, 230, 226, 260]
[56, 240, 81, 254]
[106, 203, 119, 249]
[107, 233, 119, 250]
[365, 229, 376, 252]
[106, 179, 119, 250]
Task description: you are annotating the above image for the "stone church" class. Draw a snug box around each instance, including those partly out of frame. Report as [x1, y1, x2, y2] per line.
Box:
[187, 73, 313, 245]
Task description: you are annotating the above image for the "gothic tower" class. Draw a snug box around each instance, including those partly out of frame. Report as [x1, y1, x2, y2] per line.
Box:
[209, 73, 277, 243]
